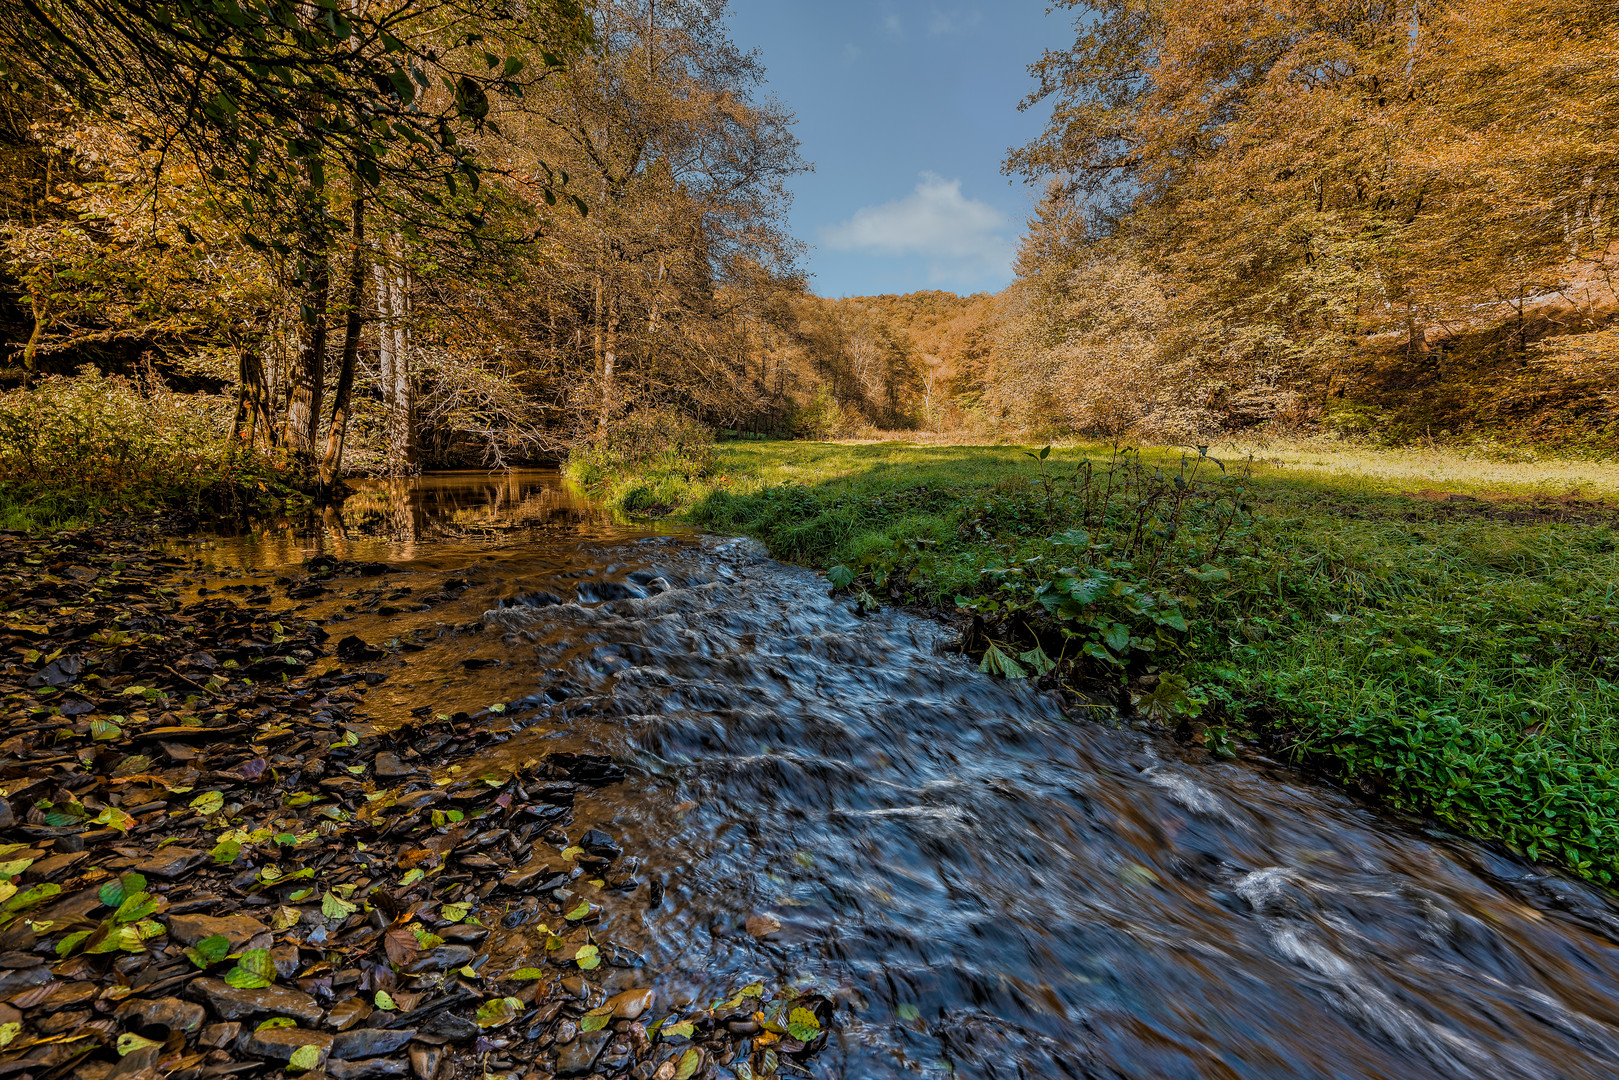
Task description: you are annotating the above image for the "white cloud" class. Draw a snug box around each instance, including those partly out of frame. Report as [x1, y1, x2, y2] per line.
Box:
[928, 7, 982, 36]
[882, 13, 902, 34]
[821, 173, 1015, 285]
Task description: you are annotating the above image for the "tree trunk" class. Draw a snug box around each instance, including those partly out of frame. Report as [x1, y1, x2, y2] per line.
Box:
[374, 243, 413, 474]
[286, 246, 330, 460]
[319, 187, 367, 488]
[599, 288, 619, 436]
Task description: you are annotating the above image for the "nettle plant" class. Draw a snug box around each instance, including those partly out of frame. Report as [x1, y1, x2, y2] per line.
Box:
[832, 445, 1253, 722]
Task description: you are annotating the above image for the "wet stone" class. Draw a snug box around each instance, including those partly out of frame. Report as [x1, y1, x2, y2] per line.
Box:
[136, 847, 208, 879]
[606, 989, 655, 1021]
[327, 1059, 411, 1080]
[374, 753, 414, 779]
[114, 996, 206, 1036]
[167, 914, 270, 952]
[404, 946, 475, 974]
[595, 1038, 633, 1075]
[331, 1028, 417, 1060]
[420, 1012, 478, 1044]
[554, 1030, 610, 1077]
[189, 977, 324, 1025]
[325, 996, 373, 1032]
[237, 1025, 333, 1062]
[199, 1023, 241, 1049]
[23, 851, 88, 882]
[409, 1045, 443, 1080]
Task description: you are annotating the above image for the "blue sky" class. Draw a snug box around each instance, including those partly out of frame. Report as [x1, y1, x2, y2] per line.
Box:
[725, 1, 1069, 299]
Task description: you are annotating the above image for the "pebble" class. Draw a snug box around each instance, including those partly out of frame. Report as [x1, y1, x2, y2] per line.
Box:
[235, 1025, 333, 1062]
[325, 997, 373, 1032]
[409, 1044, 443, 1080]
[327, 1058, 412, 1080]
[404, 945, 475, 974]
[420, 1012, 478, 1043]
[188, 977, 324, 1025]
[331, 1028, 418, 1060]
[113, 996, 206, 1036]
[374, 753, 414, 779]
[606, 989, 655, 1021]
[199, 1023, 241, 1049]
[166, 914, 272, 951]
[553, 1030, 610, 1077]
[135, 847, 209, 879]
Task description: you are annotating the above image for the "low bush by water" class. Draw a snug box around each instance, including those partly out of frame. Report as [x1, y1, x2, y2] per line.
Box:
[582, 438, 1619, 886]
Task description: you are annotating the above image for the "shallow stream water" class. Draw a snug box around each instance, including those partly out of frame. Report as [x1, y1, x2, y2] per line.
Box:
[175, 469, 1619, 1080]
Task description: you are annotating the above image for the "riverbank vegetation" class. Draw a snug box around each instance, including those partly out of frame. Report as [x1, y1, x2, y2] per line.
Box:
[587, 437, 1619, 885]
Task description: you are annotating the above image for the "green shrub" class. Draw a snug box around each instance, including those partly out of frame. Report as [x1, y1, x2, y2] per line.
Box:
[566, 406, 715, 513]
[0, 369, 300, 527]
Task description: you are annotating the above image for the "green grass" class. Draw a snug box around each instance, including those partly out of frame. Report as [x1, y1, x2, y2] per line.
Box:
[583, 438, 1619, 885]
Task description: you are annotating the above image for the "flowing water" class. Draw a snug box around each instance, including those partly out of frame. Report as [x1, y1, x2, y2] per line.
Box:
[177, 470, 1619, 1080]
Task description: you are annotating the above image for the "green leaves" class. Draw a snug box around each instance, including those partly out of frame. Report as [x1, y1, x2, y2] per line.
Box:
[287, 1044, 324, 1072]
[191, 790, 225, 815]
[373, 991, 397, 1011]
[184, 934, 231, 969]
[440, 902, 471, 923]
[826, 565, 856, 590]
[579, 1006, 612, 1032]
[979, 642, 1027, 679]
[573, 944, 599, 970]
[474, 997, 524, 1029]
[116, 1033, 162, 1056]
[223, 948, 276, 989]
[321, 892, 358, 920]
[563, 900, 590, 921]
[673, 1048, 701, 1080]
[787, 1007, 821, 1042]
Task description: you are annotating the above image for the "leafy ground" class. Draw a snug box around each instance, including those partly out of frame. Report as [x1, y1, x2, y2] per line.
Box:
[586, 438, 1619, 886]
[0, 528, 828, 1080]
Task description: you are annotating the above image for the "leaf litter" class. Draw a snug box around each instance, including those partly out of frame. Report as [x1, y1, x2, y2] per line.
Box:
[0, 527, 832, 1080]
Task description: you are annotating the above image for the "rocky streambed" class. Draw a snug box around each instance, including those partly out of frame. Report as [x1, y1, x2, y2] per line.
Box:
[0, 524, 829, 1080]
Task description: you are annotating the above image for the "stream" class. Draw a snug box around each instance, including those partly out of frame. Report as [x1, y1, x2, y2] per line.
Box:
[175, 469, 1619, 1080]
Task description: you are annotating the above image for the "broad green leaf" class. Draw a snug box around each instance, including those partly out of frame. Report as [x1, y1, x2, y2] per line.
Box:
[55, 929, 91, 957]
[399, 869, 425, 887]
[826, 565, 856, 590]
[508, 968, 544, 981]
[321, 892, 358, 920]
[564, 901, 591, 921]
[979, 642, 1028, 679]
[223, 948, 275, 989]
[574, 944, 599, 970]
[373, 991, 397, 1011]
[114, 891, 160, 924]
[580, 1006, 612, 1032]
[0, 1023, 16, 1049]
[0, 859, 33, 878]
[475, 997, 524, 1029]
[116, 1033, 161, 1056]
[1018, 645, 1056, 676]
[4, 883, 59, 913]
[663, 1020, 695, 1039]
[787, 1007, 821, 1042]
[674, 1048, 701, 1080]
[257, 1018, 297, 1031]
[270, 908, 301, 932]
[287, 1044, 323, 1072]
[441, 902, 471, 923]
[185, 934, 232, 968]
[90, 718, 123, 741]
[191, 791, 225, 815]
[559, 846, 584, 862]
[210, 839, 242, 866]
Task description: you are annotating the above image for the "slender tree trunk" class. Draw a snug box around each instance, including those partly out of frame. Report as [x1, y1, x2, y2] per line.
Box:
[320, 186, 367, 487]
[286, 238, 330, 463]
[374, 243, 413, 474]
[599, 289, 619, 436]
[21, 294, 44, 388]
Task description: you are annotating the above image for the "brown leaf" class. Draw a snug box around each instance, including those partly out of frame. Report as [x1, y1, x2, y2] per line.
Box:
[382, 927, 420, 967]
